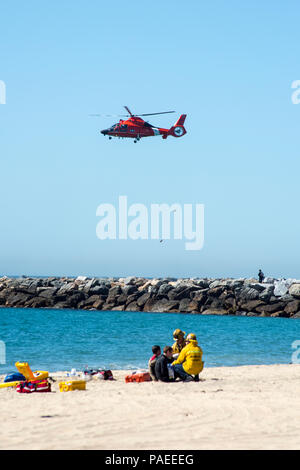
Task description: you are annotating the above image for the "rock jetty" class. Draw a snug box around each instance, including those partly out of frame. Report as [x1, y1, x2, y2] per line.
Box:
[0, 276, 300, 318]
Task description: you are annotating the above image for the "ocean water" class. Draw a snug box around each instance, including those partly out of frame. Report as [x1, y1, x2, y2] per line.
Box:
[0, 308, 299, 374]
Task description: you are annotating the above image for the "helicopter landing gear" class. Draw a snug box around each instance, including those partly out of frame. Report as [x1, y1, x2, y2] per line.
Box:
[109, 136, 112, 140]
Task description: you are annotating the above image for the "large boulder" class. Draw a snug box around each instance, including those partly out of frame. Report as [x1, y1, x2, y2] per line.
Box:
[289, 284, 300, 299]
[208, 279, 241, 289]
[247, 283, 266, 292]
[37, 287, 58, 299]
[274, 280, 289, 297]
[206, 286, 225, 298]
[186, 300, 201, 313]
[255, 302, 286, 315]
[16, 279, 42, 295]
[144, 299, 179, 313]
[137, 292, 151, 307]
[82, 278, 99, 294]
[6, 292, 31, 307]
[111, 305, 125, 311]
[208, 298, 226, 309]
[0, 288, 10, 304]
[179, 298, 191, 312]
[190, 289, 208, 304]
[106, 285, 122, 303]
[157, 283, 173, 296]
[79, 295, 102, 307]
[191, 279, 209, 289]
[56, 282, 78, 297]
[179, 299, 200, 313]
[116, 293, 128, 305]
[284, 300, 300, 315]
[89, 285, 109, 296]
[75, 276, 88, 283]
[123, 276, 137, 286]
[26, 297, 47, 308]
[238, 286, 260, 301]
[201, 308, 228, 315]
[222, 295, 237, 311]
[239, 300, 265, 312]
[121, 285, 137, 296]
[138, 280, 152, 292]
[68, 292, 85, 307]
[168, 286, 195, 301]
[125, 302, 141, 312]
[258, 285, 275, 302]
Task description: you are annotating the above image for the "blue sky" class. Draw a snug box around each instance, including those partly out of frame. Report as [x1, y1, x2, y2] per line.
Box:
[1, 1, 300, 279]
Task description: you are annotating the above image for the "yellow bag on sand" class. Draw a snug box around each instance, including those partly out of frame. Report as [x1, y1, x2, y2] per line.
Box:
[59, 380, 86, 392]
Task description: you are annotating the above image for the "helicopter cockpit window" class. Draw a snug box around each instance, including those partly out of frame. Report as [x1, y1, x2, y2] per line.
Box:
[120, 124, 128, 131]
[109, 124, 117, 131]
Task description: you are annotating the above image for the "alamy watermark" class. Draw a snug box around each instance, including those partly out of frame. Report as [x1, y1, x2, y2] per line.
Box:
[291, 80, 300, 104]
[96, 196, 204, 251]
[0, 80, 6, 104]
[291, 340, 300, 364]
[0, 340, 6, 364]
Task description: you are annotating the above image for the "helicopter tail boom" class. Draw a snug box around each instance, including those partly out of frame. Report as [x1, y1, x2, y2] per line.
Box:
[162, 114, 187, 139]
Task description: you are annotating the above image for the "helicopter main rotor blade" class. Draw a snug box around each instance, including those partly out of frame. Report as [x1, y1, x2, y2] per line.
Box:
[124, 106, 134, 117]
[135, 111, 175, 117]
[89, 109, 176, 118]
[89, 114, 124, 117]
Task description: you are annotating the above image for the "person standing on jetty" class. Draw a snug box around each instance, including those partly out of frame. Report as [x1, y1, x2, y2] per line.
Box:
[258, 269, 265, 283]
[172, 333, 204, 382]
[172, 329, 187, 359]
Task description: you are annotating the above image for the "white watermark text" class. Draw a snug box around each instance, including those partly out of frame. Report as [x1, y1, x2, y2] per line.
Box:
[96, 196, 204, 251]
[291, 80, 300, 104]
[291, 340, 300, 364]
[0, 340, 6, 364]
[0, 80, 6, 104]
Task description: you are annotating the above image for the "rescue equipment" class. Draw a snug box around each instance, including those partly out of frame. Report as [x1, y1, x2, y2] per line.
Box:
[59, 380, 86, 392]
[0, 362, 49, 389]
[125, 371, 151, 383]
[15, 361, 49, 381]
[16, 379, 51, 393]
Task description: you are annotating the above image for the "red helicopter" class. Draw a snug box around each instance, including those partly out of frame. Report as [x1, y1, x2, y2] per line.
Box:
[91, 106, 187, 143]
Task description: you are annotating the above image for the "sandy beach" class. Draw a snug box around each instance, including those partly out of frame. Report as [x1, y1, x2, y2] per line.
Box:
[0, 364, 299, 450]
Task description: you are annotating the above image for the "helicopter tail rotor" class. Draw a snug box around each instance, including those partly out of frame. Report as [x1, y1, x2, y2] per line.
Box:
[162, 114, 187, 139]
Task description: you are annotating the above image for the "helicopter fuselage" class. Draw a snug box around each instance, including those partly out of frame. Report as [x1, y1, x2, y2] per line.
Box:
[100, 114, 186, 141]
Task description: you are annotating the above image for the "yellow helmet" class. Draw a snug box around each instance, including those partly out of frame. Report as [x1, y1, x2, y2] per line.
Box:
[173, 329, 186, 340]
[186, 333, 197, 341]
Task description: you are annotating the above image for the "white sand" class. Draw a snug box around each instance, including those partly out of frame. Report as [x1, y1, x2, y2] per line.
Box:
[0, 364, 299, 450]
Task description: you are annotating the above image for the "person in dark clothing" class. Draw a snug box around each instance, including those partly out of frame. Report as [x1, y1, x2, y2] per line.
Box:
[148, 345, 161, 381]
[258, 269, 265, 283]
[155, 346, 176, 382]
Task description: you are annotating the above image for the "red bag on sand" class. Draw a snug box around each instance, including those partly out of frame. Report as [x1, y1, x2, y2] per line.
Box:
[125, 372, 151, 383]
[16, 379, 51, 393]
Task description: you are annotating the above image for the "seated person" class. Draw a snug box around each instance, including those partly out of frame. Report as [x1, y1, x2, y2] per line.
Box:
[148, 345, 161, 381]
[172, 329, 187, 359]
[172, 333, 204, 382]
[155, 346, 176, 382]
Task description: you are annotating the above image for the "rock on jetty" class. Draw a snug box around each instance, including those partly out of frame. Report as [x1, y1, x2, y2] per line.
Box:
[0, 276, 300, 318]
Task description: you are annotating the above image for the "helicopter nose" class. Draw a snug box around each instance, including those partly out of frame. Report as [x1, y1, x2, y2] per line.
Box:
[101, 129, 108, 135]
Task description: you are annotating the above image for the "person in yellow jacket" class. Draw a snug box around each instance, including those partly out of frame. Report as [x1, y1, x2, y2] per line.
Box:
[172, 333, 204, 382]
[172, 329, 187, 359]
